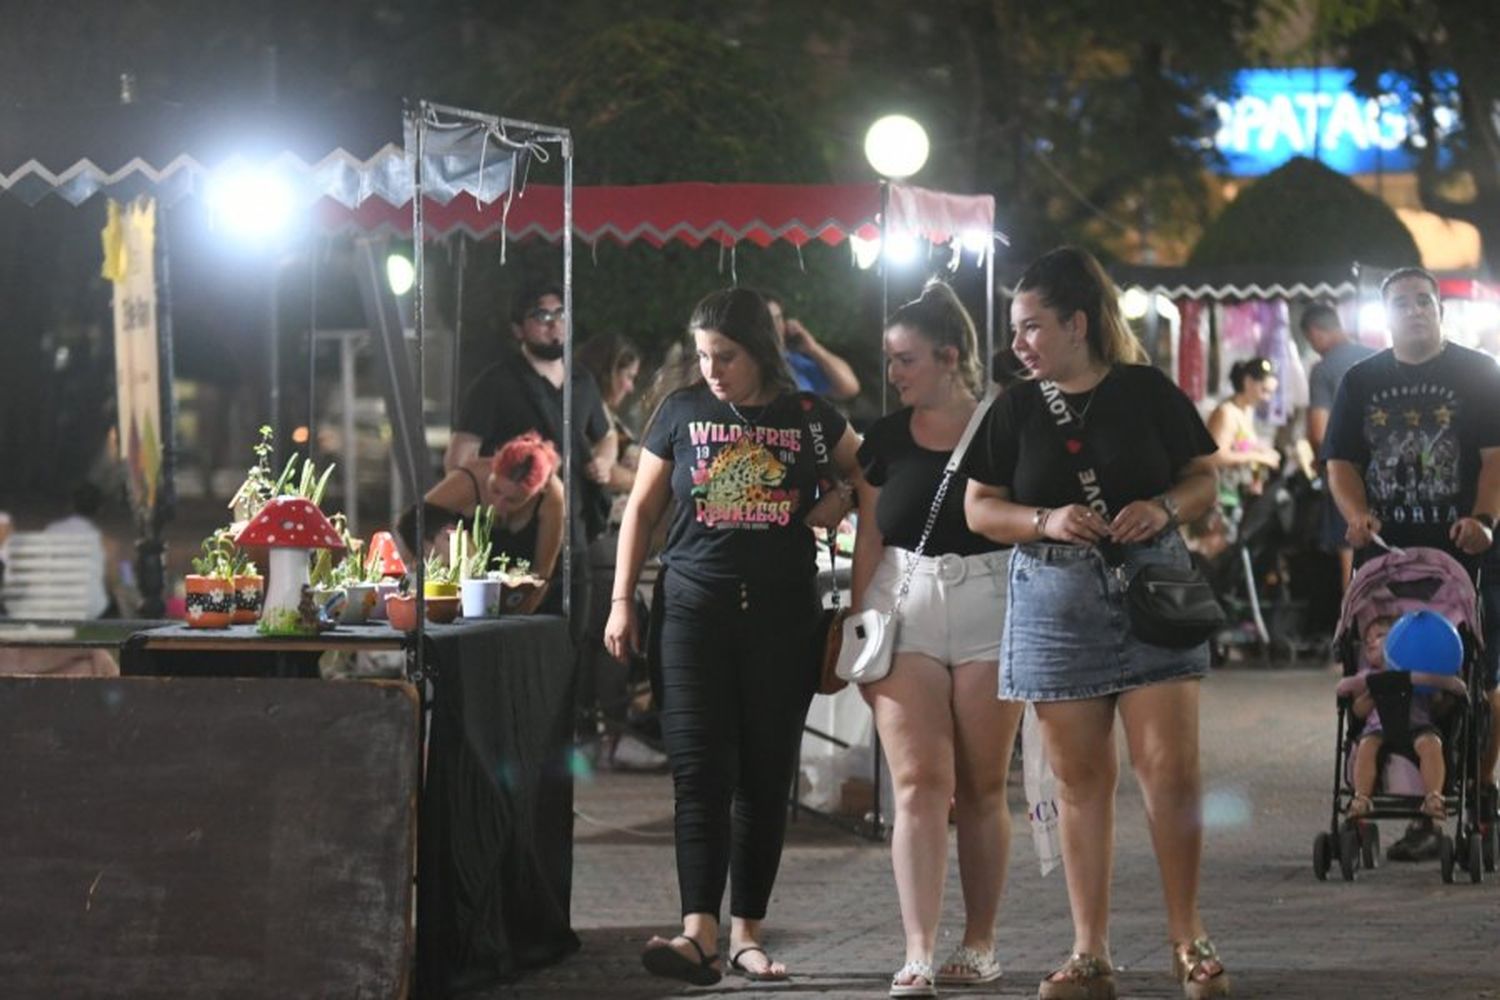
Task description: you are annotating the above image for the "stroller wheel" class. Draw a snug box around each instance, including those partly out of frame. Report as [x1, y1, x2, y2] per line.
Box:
[1359, 822, 1380, 869]
[1440, 834, 1455, 883]
[1468, 834, 1484, 884]
[1338, 828, 1360, 881]
[1313, 831, 1332, 881]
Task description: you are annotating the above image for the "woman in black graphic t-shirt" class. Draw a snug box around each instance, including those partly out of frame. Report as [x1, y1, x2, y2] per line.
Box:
[604, 288, 860, 987]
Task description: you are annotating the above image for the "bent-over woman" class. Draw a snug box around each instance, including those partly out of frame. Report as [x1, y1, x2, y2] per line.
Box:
[605, 288, 860, 986]
[963, 247, 1229, 1000]
[397, 431, 564, 614]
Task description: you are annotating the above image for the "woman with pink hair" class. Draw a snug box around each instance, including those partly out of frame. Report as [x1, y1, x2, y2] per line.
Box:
[398, 431, 565, 613]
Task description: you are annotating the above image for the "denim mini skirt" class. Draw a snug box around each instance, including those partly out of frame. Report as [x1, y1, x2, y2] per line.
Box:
[1000, 530, 1210, 702]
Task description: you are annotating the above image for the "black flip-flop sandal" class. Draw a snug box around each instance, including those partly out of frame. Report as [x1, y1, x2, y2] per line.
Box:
[730, 945, 790, 982]
[641, 935, 722, 986]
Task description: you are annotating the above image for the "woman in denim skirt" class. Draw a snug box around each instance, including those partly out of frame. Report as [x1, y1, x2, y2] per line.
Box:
[963, 247, 1229, 1000]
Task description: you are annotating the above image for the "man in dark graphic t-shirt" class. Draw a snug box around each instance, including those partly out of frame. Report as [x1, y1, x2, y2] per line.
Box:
[1324, 268, 1500, 562]
[1325, 265, 1500, 858]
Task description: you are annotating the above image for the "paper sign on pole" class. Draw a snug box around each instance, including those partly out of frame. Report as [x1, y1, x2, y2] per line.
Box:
[103, 198, 163, 513]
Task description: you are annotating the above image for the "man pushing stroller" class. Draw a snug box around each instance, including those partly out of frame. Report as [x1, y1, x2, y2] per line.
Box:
[1324, 266, 1500, 860]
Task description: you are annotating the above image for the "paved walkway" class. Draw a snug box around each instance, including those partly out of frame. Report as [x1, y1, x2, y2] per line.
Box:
[501, 669, 1500, 999]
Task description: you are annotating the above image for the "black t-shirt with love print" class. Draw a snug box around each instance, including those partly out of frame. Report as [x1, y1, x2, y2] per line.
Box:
[962, 364, 1216, 517]
[643, 386, 848, 585]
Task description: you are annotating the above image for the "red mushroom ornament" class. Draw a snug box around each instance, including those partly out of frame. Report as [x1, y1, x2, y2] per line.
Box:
[235, 497, 345, 635]
[366, 530, 407, 578]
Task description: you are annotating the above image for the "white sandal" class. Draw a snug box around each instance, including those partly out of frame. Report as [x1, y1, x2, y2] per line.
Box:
[936, 944, 1002, 985]
[890, 958, 937, 998]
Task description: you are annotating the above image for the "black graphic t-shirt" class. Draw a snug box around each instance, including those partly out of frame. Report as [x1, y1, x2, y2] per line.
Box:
[643, 386, 848, 585]
[858, 408, 1005, 557]
[962, 364, 1216, 515]
[1325, 343, 1500, 556]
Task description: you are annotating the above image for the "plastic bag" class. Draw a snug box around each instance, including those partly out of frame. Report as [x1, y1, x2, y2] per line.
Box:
[1022, 703, 1062, 876]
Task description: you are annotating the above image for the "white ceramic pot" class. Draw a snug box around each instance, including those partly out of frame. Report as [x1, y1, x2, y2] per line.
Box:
[461, 578, 504, 618]
[340, 583, 380, 624]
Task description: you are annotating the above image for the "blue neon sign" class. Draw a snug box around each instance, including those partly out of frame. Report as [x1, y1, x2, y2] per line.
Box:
[1212, 68, 1458, 177]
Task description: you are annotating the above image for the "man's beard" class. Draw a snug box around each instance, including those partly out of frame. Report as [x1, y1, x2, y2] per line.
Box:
[526, 340, 565, 362]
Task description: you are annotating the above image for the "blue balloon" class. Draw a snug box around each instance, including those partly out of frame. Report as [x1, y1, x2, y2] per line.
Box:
[1384, 609, 1463, 677]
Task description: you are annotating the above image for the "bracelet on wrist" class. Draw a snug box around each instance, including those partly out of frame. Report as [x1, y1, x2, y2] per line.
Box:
[610, 596, 632, 604]
[1034, 506, 1053, 539]
[1472, 512, 1496, 532]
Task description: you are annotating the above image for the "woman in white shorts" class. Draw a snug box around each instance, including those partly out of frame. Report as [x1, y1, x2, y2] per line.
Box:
[851, 281, 1023, 998]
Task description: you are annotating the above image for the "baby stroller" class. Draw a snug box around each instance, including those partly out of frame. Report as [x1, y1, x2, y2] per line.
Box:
[1312, 545, 1494, 883]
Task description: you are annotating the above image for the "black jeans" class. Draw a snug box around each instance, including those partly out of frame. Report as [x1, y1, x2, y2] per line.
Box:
[658, 567, 818, 921]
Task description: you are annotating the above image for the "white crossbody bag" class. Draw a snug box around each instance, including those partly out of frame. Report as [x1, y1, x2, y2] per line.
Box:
[835, 388, 998, 684]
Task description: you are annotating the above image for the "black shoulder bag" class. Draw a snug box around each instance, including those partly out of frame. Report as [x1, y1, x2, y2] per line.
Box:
[1037, 380, 1225, 649]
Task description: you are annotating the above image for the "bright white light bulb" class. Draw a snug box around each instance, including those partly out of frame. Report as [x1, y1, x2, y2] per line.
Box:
[1120, 287, 1150, 321]
[883, 232, 919, 267]
[386, 254, 415, 296]
[864, 115, 930, 179]
[206, 165, 296, 243]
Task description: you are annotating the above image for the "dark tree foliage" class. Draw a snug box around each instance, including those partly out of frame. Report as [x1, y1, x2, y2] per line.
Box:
[1316, 0, 1500, 272]
[1189, 156, 1421, 269]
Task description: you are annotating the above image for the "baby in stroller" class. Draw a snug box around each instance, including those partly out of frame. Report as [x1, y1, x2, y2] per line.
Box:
[1315, 546, 1486, 882]
[1346, 614, 1460, 823]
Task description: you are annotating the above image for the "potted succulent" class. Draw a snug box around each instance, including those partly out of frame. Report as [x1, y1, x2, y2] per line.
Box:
[423, 551, 460, 598]
[421, 552, 462, 624]
[185, 532, 236, 628]
[229, 543, 263, 625]
[458, 505, 503, 618]
[497, 553, 547, 614]
[331, 532, 384, 624]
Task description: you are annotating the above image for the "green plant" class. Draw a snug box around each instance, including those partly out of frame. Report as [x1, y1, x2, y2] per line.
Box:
[457, 505, 496, 580]
[228, 425, 336, 524]
[424, 551, 459, 587]
[190, 529, 238, 580]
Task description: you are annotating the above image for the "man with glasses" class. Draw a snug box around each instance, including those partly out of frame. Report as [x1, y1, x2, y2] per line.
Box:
[1325, 265, 1500, 860]
[447, 281, 614, 492]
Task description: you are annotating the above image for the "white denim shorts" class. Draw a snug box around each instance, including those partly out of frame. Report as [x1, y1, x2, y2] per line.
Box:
[863, 547, 1011, 667]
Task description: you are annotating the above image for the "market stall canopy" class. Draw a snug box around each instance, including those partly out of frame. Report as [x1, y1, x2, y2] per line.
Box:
[1111, 264, 1500, 302]
[311, 182, 998, 248]
[0, 99, 527, 208]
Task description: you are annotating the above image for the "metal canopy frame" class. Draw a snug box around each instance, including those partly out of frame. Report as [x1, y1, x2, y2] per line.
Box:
[404, 102, 573, 684]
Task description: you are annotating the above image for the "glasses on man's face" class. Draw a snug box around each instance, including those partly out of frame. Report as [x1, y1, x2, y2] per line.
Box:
[527, 307, 565, 324]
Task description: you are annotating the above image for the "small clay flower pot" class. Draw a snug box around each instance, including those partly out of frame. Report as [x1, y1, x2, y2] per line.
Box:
[385, 592, 418, 631]
[185, 575, 234, 628]
[232, 575, 263, 624]
[425, 595, 461, 624]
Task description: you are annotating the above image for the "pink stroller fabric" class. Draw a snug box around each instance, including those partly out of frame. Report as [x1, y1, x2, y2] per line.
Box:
[1335, 547, 1481, 648]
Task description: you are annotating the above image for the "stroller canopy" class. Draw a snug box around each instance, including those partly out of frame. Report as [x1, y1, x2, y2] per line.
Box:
[1337, 547, 1481, 644]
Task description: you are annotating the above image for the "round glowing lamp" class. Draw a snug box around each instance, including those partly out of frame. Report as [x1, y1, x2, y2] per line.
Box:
[864, 115, 929, 179]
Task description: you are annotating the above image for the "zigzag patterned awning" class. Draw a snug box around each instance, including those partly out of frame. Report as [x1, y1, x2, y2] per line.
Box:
[311, 182, 998, 247]
[0, 100, 523, 208]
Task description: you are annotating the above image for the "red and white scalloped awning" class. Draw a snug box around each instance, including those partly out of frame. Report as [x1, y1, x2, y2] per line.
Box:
[312, 181, 997, 247]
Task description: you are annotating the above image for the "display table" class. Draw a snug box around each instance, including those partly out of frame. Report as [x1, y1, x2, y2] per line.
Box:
[120, 617, 581, 996]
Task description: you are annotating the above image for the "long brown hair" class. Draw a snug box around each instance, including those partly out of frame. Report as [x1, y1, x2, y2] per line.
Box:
[1015, 247, 1146, 366]
[886, 280, 983, 395]
[645, 288, 797, 434]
